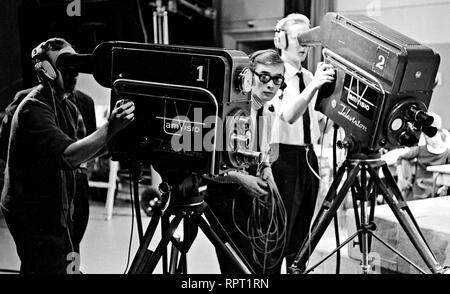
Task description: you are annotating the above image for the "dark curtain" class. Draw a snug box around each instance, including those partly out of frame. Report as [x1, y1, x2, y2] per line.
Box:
[284, 0, 311, 17]
[0, 0, 24, 111]
[18, 0, 145, 88]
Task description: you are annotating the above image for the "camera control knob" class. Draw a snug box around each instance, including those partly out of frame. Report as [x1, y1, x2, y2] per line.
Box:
[159, 182, 171, 194]
[337, 140, 350, 149]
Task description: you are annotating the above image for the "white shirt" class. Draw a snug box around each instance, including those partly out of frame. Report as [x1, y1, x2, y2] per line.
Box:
[269, 62, 325, 146]
[250, 99, 274, 165]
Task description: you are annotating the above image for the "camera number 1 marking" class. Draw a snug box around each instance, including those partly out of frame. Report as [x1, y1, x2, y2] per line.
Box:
[373, 47, 389, 76]
[192, 58, 210, 88]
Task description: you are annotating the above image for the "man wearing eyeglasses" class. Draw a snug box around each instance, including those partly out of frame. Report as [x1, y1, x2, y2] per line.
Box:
[207, 49, 286, 274]
[270, 13, 335, 273]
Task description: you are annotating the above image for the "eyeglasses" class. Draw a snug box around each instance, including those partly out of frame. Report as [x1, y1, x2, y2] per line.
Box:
[253, 71, 285, 86]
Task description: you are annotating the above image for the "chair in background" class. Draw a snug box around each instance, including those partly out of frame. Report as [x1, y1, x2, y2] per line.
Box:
[88, 158, 120, 220]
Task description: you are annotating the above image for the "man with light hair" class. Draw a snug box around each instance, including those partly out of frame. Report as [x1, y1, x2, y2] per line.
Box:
[270, 13, 335, 273]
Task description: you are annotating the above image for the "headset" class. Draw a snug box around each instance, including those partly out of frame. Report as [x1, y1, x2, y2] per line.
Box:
[31, 40, 75, 82]
[274, 14, 311, 50]
[274, 18, 290, 50]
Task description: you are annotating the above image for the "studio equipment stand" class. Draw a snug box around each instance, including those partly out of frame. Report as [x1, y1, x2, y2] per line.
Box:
[127, 177, 254, 274]
[290, 151, 449, 274]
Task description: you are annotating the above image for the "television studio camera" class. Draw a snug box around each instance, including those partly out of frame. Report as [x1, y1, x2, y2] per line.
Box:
[57, 41, 260, 274]
[288, 12, 449, 274]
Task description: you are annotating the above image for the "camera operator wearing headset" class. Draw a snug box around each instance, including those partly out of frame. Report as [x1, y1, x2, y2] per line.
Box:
[0, 85, 97, 254]
[0, 38, 135, 274]
[206, 49, 287, 274]
[270, 13, 335, 273]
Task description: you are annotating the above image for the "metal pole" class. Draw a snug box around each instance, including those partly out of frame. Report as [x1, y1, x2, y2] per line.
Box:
[163, 10, 169, 44]
[153, 11, 158, 44]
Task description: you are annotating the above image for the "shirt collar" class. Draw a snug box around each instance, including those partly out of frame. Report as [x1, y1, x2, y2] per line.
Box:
[251, 93, 264, 111]
[284, 62, 303, 79]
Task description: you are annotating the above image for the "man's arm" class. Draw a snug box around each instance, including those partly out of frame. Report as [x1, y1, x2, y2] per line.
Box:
[63, 100, 134, 167]
[397, 146, 420, 162]
[281, 63, 335, 124]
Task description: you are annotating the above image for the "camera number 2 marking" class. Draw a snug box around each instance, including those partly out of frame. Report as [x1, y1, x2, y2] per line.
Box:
[373, 47, 389, 76]
[376, 55, 385, 71]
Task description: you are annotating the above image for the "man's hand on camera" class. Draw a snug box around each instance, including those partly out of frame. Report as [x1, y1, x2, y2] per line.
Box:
[311, 62, 335, 90]
[108, 99, 135, 135]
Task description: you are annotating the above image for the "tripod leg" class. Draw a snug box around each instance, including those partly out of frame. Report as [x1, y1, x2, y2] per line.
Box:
[309, 162, 349, 229]
[133, 180, 144, 243]
[291, 162, 361, 272]
[139, 211, 185, 274]
[174, 212, 200, 274]
[196, 216, 251, 274]
[351, 184, 363, 251]
[349, 163, 372, 273]
[169, 235, 180, 274]
[128, 210, 161, 274]
[367, 177, 377, 253]
[382, 164, 430, 235]
[359, 163, 371, 274]
[161, 214, 170, 273]
[201, 206, 254, 274]
[368, 164, 444, 273]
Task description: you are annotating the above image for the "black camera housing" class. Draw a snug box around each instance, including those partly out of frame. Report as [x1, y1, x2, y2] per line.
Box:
[88, 41, 256, 176]
[314, 13, 440, 152]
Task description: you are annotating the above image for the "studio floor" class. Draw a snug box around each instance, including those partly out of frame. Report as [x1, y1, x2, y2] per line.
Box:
[2, 194, 449, 274]
[0, 198, 222, 274]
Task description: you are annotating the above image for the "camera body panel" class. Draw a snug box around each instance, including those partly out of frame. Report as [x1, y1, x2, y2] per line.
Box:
[316, 13, 440, 151]
[92, 42, 255, 175]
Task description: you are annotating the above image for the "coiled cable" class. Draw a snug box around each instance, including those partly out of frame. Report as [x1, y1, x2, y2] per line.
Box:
[232, 178, 287, 273]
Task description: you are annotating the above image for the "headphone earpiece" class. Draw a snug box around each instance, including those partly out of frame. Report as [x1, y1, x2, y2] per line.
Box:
[34, 60, 58, 81]
[31, 41, 58, 82]
[274, 29, 289, 50]
[274, 16, 292, 50]
[280, 81, 287, 91]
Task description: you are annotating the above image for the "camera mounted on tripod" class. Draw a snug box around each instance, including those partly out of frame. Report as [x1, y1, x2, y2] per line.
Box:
[289, 14, 450, 275]
[61, 41, 260, 177]
[299, 13, 440, 154]
[56, 41, 263, 210]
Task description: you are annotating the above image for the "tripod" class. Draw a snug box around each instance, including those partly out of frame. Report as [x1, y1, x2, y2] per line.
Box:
[127, 181, 254, 274]
[290, 152, 448, 274]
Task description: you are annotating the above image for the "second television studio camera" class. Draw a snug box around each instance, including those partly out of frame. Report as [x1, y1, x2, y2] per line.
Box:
[289, 12, 449, 274]
[57, 41, 260, 273]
